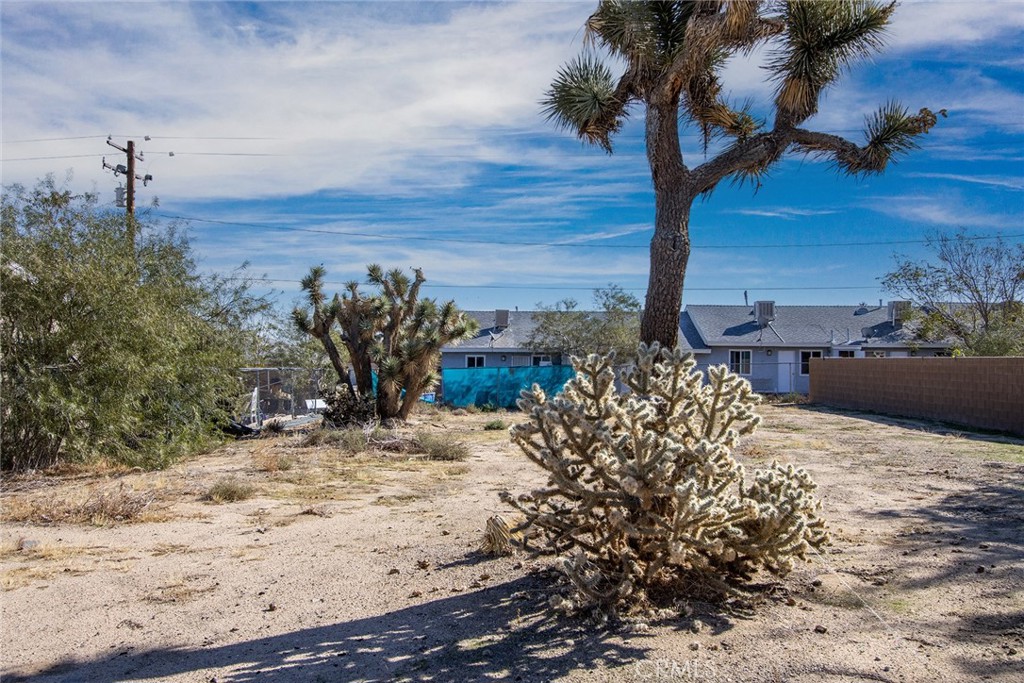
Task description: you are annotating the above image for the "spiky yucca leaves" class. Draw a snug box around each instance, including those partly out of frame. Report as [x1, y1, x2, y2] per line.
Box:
[503, 343, 828, 615]
[544, 1, 942, 348]
[363, 265, 478, 421]
[294, 264, 477, 422]
[292, 266, 353, 394]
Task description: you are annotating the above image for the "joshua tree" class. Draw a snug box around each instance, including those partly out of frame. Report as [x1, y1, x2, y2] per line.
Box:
[367, 265, 479, 420]
[295, 264, 478, 421]
[544, 0, 942, 347]
[292, 266, 355, 395]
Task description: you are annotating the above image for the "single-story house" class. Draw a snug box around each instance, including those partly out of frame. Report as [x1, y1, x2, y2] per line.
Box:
[439, 309, 569, 408]
[677, 300, 951, 394]
[441, 309, 562, 371]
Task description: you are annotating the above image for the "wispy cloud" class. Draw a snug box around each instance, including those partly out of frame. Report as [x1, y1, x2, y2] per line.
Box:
[727, 207, 839, 220]
[904, 172, 1024, 191]
[869, 194, 1019, 228]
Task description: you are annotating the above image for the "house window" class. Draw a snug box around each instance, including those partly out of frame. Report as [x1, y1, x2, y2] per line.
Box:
[866, 350, 886, 358]
[532, 355, 552, 367]
[729, 350, 751, 375]
[466, 355, 485, 368]
[837, 350, 856, 358]
[511, 355, 531, 367]
[800, 350, 823, 375]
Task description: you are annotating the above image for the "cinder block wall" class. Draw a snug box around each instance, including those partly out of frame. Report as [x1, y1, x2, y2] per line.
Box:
[808, 358, 1024, 436]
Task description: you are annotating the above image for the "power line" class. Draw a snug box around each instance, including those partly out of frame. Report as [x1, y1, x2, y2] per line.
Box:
[157, 213, 1024, 251]
[2, 153, 104, 161]
[2, 135, 108, 144]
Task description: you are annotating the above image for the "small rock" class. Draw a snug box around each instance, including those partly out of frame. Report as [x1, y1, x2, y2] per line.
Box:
[786, 597, 797, 606]
[976, 566, 986, 574]
[17, 539, 40, 552]
[265, 603, 277, 612]
[814, 625, 828, 634]
[479, 573, 490, 581]
[441, 530, 450, 536]
[1007, 647, 1017, 656]
[408, 591, 422, 598]
[388, 568, 400, 575]
[689, 642, 700, 651]
[512, 561, 523, 570]
[416, 559, 430, 570]
[979, 543, 990, 550]
[811, 578, 823, 587]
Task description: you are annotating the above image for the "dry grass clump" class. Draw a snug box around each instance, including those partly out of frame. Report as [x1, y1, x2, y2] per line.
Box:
[253, 450, 296, 472]
[1, 482, 159, 526]
[300, 427, 369, 453]
[414, 430, 470, 461]
[483, 419, 507, 431]
[204, 477, 256, 503]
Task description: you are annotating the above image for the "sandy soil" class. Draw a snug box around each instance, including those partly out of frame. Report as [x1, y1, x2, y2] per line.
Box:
[1, 404, 1022, 683]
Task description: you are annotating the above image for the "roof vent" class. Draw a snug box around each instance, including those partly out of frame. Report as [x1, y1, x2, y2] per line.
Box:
[861, 326, 875, 339]
[754, 301, 776, 328]
[495, 309, 510, 329]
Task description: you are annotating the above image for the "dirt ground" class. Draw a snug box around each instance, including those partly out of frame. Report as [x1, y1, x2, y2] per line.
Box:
[1, 404, 1022, 683]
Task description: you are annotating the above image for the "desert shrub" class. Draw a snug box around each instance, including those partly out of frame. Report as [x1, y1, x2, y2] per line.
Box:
[205, 477, 255, 503]
[2, 482, 157, 525]
[479, 402, 500, 413]
[1, 178, 269, 471]
[503, 343, 829, 616]
[253, 451, 295, 472]
[483, 419, 507, 431]
[415, 430, 470, 461]
[260, 420, 287, 436]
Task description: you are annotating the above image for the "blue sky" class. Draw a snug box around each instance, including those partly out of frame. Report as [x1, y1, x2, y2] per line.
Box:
[3, 1, 1023, 314]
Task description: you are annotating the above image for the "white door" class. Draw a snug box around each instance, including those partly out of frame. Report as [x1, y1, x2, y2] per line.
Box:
[777, 350, 797, 393]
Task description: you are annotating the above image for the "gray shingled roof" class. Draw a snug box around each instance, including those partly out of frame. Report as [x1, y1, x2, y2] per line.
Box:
[443, 310, 542, 351]
[679, 304, 948, 349]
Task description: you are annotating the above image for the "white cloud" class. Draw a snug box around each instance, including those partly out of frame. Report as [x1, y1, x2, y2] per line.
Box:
[886, 0, 1024, 51]
[869, 193, 1019, 228]
[728, 207, 839, 220]
[904, 172, 1024, 191]
[1, 2, 589, 200]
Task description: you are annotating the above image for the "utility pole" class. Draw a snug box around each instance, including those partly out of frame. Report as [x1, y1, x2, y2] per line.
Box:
[103, 136, 152, 246]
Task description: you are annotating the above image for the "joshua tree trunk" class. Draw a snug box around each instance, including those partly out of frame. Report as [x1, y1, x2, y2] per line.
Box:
[640, 97, 692, 348]
[641, 195, 692, 348]
[320, 333, 355, 396]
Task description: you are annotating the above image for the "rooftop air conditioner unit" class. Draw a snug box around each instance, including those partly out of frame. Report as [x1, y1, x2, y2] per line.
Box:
[495, 309, 510, 329]
[755, 300, 776, 328]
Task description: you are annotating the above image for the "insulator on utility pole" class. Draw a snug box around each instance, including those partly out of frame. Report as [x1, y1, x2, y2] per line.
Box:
[115, 185, 126, 208]
[103, 137, 152, 247]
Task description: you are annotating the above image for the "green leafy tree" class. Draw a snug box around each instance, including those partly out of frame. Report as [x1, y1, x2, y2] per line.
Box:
[544, 0, 942, 347]
[882, 230, 1024, 356]
[526, 284, 641, 359]
[1, 178, 269, 470]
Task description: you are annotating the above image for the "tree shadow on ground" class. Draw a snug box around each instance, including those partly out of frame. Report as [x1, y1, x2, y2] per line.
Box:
[14, 575, 654, 683]
[864, 480, 1024, 591]
[793, 403, 1024, 445]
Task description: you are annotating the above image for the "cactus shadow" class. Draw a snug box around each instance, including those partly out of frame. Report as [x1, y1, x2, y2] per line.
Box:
[13, 576, 654, 683]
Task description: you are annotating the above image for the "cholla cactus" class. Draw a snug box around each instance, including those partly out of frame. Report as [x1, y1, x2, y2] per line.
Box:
[502, 343, 828, 614]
